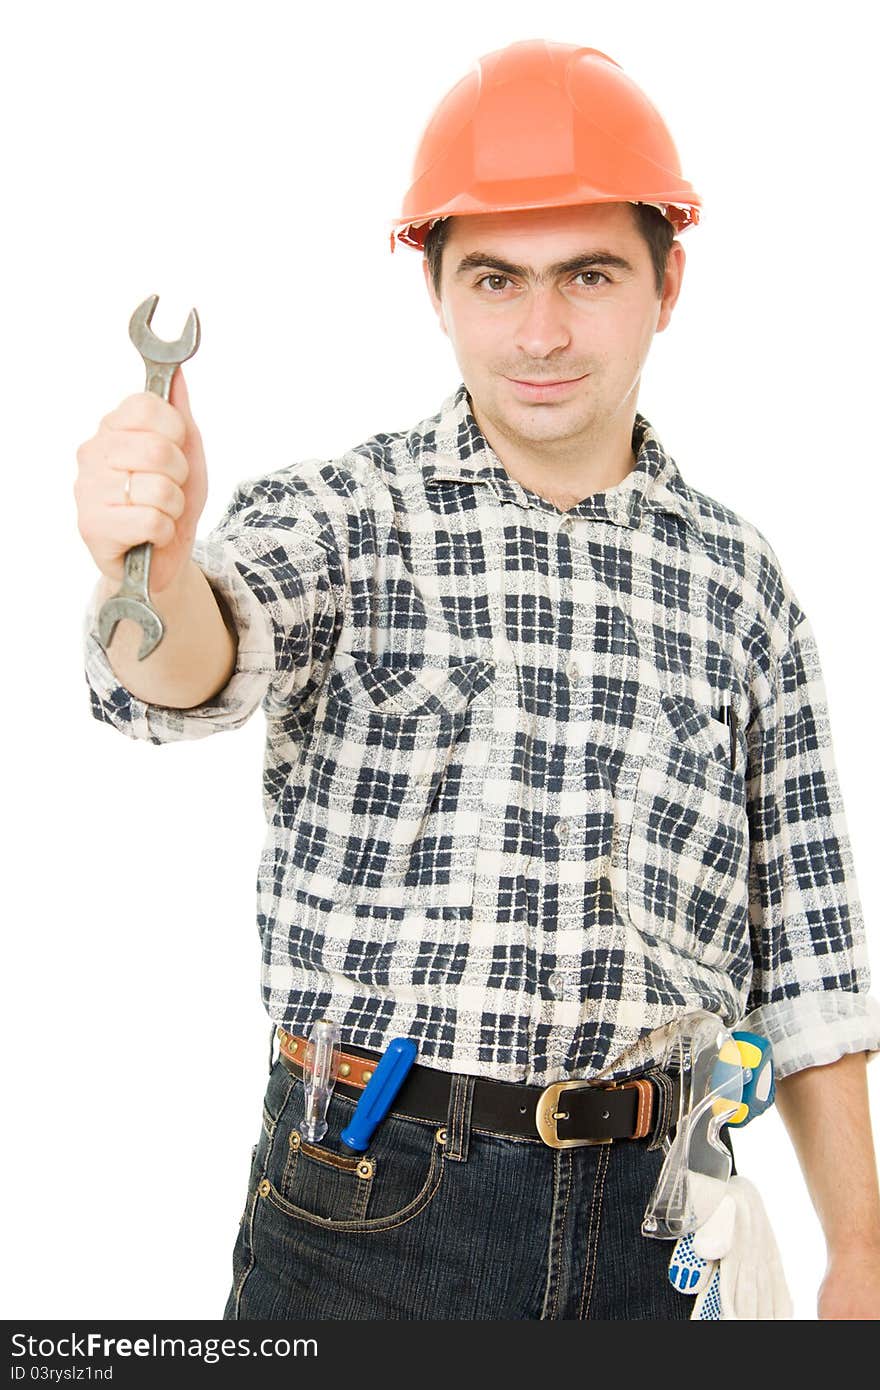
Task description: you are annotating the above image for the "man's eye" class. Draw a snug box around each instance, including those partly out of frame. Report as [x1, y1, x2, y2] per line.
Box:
[476, 274, 513, 292]
[574, 271, 609, 287]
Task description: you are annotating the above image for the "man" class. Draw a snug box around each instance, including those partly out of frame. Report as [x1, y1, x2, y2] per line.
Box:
[77, 41, 880, 1319]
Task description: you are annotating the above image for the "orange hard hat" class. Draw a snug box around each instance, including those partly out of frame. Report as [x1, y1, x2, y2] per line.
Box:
[389, 39, 701, 253]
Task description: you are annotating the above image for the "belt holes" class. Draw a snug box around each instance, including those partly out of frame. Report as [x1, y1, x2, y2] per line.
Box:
[601, 1109, 610, 1120]
[519, 1105, 527, 1114]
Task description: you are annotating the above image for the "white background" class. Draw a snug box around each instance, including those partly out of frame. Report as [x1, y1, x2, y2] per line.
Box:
[2, 0, 877, 1322]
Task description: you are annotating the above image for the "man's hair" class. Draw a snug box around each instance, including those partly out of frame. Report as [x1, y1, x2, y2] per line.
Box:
[424, 203, 675, 299]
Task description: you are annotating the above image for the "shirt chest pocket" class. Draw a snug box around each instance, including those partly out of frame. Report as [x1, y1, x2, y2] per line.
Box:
[286, 653, 496, 909]
[625, 691, 750, 968]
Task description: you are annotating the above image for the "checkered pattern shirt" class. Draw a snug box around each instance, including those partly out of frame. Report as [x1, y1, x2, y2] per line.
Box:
[83, 382, 880, 1084]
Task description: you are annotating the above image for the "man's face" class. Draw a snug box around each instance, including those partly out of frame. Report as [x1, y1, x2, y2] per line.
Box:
[423, 202, 685, 458]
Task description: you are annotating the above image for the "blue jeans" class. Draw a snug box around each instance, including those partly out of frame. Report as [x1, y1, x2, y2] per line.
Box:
[222, 1054, 699, 1320]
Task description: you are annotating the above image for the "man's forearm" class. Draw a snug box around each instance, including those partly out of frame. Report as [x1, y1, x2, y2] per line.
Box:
[775, 1051, 880, 1253]
[95, 558, 237, 709]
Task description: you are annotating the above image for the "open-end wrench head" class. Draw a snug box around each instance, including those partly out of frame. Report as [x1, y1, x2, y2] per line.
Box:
[96, 599, 164, 661]
[129, 294, 201, 364]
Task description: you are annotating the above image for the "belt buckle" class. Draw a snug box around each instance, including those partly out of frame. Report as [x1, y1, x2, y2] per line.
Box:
[535, 1080, 615, 1149]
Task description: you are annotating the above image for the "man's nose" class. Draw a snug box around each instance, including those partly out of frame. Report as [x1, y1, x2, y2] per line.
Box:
[512, 287, 572, 359]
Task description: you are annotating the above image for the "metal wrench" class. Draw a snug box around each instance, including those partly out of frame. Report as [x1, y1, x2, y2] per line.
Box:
[96, 294, 201, 660]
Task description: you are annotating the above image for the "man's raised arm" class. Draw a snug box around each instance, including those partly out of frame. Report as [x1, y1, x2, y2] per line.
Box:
[77, 366, 351, 746]
[75, 364, 236, 710]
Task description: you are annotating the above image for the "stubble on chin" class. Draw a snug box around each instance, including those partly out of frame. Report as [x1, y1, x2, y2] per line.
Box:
[479, 386, 599, 452]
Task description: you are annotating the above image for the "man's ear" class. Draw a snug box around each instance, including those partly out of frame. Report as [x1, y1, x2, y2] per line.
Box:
[656, 240, 686, 334]
[423, 256, 448, 336]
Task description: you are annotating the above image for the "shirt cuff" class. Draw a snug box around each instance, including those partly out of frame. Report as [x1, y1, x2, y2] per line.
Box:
[82, 538, 275, 743]
[742, 991, 880, 1079]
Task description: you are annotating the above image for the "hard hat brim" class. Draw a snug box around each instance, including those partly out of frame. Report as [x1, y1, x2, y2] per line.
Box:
[390, 197, 700, 253]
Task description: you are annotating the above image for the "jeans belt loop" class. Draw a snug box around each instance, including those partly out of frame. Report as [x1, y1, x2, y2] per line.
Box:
[444, 1074, 475, 1162]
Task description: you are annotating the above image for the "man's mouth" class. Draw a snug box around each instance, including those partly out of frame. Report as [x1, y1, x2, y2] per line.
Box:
[506, 374, 589, 398]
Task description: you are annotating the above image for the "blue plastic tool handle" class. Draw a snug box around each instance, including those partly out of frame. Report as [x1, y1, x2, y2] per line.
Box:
[731, 1030, 775, 1125]
[340, 1038, 418, 1153]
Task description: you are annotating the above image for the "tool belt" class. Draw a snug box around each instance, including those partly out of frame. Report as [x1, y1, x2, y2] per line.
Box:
[277, 1029, 680, 1149]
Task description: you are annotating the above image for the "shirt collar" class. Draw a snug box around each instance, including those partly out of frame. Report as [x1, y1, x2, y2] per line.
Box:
[410, 381, 699, 533]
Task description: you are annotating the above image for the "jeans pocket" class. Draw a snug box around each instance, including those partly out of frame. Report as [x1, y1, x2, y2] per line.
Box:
[256, 1077, 445, 1233]
[277, 1132, 376, 1222]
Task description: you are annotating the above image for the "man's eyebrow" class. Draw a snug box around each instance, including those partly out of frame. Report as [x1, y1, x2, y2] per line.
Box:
[453, 250, 636, 281]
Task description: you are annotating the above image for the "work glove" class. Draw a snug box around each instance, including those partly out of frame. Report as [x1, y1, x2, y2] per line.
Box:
[667, 1173, 793, 1319]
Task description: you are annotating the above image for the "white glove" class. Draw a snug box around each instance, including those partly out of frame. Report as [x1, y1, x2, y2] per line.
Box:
[668, 1173, 793, 1319]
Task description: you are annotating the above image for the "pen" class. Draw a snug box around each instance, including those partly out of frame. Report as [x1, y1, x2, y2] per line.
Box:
[339, 1038, 418, 1154]
[717, 700, 737, 772]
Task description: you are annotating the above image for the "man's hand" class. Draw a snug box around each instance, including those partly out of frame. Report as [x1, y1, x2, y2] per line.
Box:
[75, 367, 207, 594]
[818, 1239, 880, 1320]
[75, 367, 238, 706]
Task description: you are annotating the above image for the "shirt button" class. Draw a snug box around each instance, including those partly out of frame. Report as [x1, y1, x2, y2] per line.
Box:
[566, 660, 581, 684]
[555, 819, 571, 842]
[559, 515, 574, 534]
[547, 972, 565, 997]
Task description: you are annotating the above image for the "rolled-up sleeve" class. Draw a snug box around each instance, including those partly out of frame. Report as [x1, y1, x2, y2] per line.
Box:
[83, 466, 344, 745]
[743, 613, 880, 1076]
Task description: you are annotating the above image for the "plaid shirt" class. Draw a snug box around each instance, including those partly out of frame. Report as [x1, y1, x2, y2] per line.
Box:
[83, 382, 880, 1084]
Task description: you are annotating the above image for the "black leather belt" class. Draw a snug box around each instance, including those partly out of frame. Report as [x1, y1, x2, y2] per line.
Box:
[276, 1029, 679, 1148]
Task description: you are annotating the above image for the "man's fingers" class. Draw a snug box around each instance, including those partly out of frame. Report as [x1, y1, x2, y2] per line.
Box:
[102, 468, 186, 519]
[99, 505, 177, 551]
[78, 430, 190, 490]
[99, 431, 189, 486]
[76, 378, 206, 589]
[80, 503, 177, 556]
[99, 391, 187, 446]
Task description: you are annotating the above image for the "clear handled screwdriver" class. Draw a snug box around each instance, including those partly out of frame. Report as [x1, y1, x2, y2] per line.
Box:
[301, 1019, 341, 1143]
